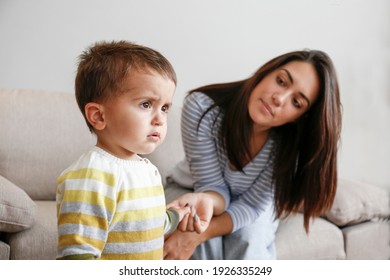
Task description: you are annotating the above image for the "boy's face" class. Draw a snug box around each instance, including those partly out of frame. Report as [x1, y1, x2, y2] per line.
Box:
[96, 69, 175, 160]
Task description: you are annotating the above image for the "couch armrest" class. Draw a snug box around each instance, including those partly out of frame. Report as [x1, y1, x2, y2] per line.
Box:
[0, 239, 10, 260]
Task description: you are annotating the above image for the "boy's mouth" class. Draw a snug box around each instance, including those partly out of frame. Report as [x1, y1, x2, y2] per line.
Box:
[147, 132, 161, 142]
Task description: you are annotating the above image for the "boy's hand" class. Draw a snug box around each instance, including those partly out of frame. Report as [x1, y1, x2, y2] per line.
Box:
[168, 205, 191, 221]
[167, 193, 215, 234]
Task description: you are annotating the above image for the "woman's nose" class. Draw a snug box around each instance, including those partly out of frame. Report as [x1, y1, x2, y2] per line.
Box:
[272, 92, 287, 106]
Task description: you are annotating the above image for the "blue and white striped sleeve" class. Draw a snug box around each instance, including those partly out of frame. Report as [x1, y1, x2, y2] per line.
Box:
[226, 159, 275, 232]
[180, 93, 231, 209]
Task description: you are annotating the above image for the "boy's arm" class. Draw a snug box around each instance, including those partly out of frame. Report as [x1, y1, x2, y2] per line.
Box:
[57, 169, 112, 260]
[164, 207, 191, 235]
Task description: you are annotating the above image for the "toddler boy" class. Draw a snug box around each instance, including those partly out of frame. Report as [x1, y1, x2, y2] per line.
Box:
[56, 41, 191, 260]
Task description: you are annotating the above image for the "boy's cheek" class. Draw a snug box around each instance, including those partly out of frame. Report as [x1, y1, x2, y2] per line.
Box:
[160, 132, 167, 143]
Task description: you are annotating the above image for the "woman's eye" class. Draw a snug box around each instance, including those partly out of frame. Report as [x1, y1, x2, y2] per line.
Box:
[292, 98, 302, 108]
[277, 76, 285, 87]
[141, 101, 151, 109]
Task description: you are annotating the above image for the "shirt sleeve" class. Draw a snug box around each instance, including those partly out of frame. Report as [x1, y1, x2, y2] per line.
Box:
[226, 157, 275, 232]
[56, 168, 116, 259]
[164, 209, 180, 235]
[181, 92, 231, 209]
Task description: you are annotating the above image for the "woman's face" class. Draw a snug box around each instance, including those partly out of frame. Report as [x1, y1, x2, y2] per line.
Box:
[248, 61, 320, 131]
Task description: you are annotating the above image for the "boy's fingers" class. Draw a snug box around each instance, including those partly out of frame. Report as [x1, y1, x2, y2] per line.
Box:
[166, 199, 187, 210]
[166, 200, 178, 210]
[166, 198, 190, 210]
[169, 205, 191, 220]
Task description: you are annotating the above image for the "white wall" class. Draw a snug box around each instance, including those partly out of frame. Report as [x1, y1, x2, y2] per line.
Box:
[1, 0, 389, 190]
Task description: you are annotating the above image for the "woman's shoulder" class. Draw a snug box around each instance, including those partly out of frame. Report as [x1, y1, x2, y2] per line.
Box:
[183, 91, 215, 110]
[181, 91, 223, 130]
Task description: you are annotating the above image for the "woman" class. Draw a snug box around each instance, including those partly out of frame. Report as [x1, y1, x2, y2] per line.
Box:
[164, 50, 342, 260]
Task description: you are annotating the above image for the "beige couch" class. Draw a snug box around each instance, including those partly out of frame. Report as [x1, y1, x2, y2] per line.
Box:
[0, 89, 389, 260]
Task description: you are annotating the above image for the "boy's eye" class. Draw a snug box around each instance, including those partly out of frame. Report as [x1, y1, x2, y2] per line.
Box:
[161, 105, 170, 113]
[141, 101, 151, 109]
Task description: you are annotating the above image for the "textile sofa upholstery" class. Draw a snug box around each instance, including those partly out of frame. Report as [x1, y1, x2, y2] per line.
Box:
[0, 89, 389, 260]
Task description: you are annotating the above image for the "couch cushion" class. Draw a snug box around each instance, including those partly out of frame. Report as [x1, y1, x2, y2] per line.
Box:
[325, 178, 390, 226]
[342, 221, 390, 260]
[0, 89, 95, 200]
[0, 175, 37, 232]
[275, 213, 346, 259]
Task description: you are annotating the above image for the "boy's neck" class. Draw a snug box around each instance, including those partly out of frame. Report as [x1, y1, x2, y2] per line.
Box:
[95, 140, 139, 161]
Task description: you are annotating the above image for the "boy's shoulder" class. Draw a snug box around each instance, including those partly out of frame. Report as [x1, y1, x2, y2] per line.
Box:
[58, 146, 159, 180]
[59, 146, 100, 173]
[57, 146, 116, 181]
[57, 146, 119, 188]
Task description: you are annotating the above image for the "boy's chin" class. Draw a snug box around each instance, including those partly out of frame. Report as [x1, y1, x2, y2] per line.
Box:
[138, 145, 160, 156]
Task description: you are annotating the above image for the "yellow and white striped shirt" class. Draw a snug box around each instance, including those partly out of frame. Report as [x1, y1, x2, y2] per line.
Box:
[56, 146, 166, 260]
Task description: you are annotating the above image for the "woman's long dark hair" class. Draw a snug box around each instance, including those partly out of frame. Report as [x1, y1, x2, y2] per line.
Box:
[189, 50, 342, 231]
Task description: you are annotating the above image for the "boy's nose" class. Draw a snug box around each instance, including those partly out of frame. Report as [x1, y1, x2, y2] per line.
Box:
[152, 112, 164, 126]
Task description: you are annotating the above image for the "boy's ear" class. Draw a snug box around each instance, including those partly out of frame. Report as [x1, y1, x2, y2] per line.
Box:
[85, 102, 106, 131]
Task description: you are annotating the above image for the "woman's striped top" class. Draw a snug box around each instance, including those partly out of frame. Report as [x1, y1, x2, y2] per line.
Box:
[172, 92, 276, 232]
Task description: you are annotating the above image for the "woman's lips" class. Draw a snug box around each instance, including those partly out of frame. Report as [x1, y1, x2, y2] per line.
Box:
[261, 99, 274, 116]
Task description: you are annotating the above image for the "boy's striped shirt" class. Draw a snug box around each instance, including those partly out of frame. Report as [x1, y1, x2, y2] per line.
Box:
[56, 146, 166, 260]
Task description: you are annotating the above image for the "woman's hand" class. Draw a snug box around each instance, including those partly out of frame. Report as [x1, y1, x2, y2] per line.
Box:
[163, 212, 233, 260]
[163, 230, 204, 260]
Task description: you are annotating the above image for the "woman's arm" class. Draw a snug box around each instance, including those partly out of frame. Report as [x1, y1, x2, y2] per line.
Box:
[181, 93, 231, 207]
[226, 161, 275, 232]
[163, 212, 233, 260]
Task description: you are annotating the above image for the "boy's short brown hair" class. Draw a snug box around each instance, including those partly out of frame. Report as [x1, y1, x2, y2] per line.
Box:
[75, 40, 177, 131]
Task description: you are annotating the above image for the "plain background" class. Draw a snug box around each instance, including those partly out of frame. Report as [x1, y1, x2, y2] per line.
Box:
[0, 0, 389, 192]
